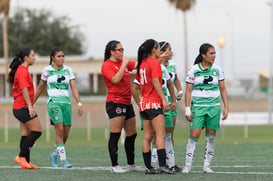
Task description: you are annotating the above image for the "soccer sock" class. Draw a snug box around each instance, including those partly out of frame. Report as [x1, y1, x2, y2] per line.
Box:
[151, 144, 158, 164]
[108, 132, 121, 166]
[165, 132, 175, 168]
[143, 151, 152, 169]
[19, 136, 28, 161]
[19, 131, 42, 162]
[124, 133, 137, 165]
[204, 134, 216, 166]
[157, 149, 167, 167]
[53, 145, 58, 156]
[185, 136, 198, 164]
[56, 143, 67, 161]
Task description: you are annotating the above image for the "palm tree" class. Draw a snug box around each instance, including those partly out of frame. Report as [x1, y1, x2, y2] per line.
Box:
[0, 0, 10, 97]
[168, 0, 196, 80]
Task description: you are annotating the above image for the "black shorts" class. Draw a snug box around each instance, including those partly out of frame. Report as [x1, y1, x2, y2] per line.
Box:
[140, 108, 163, 121]
[13, 108, 38, 123]
[106, 102, 135, 120]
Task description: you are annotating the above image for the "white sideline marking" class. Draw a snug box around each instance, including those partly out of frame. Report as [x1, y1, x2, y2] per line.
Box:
[1, 165, 273, 175]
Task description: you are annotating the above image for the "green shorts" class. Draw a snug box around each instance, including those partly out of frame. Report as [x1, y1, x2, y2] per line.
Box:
[190, 106, 221, 130]
[139, 111, 173, 130]
[48, 101, 72, 125]
[167, 96, 177, 119]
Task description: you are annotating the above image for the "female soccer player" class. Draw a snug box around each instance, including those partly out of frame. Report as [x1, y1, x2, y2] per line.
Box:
[35, 47, 83, 168]
[8, 48, 42, 169]
[182, 43, 228, 173]
[101, 40, 142, 173]
[135, 39, 174, 174]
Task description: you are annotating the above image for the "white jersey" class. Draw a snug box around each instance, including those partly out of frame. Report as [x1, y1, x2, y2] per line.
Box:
[161, 64, 171, 100]
[185, 63, 224, 107]
[41, 64, 75, 104]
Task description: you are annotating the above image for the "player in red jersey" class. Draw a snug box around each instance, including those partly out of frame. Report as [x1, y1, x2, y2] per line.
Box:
[102, 40, 143, 173]
[8, 48, 42, 169]
[135, 39, 174, 174]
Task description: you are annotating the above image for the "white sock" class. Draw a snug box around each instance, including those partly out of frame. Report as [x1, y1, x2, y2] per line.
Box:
[53, 145, 58, 156]
[204, 136, 215, 166]
[165, 133, 175, 168]
[151, 147, 158, 164]
[56, 146, 67, 161]
[185, 138, 197, 164]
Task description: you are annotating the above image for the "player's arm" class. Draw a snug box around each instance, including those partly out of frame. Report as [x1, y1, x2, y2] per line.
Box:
[70, 79, 83, 116]
[153, 77, 170, 112]
[185, 83, 193, 121]
[219, 80, 228, 120]
[174, 75, 183, 100]
[34, 80, 46, 103]
[167, 79, 176, 112]
[22, 87, 35, 118]
[111, 57, 129, 84]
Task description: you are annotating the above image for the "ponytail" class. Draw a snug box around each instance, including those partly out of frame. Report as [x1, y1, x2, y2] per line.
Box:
[194, 43, 214, 65]
[8, 48, 31, 84]
[137, 39, 158, 75]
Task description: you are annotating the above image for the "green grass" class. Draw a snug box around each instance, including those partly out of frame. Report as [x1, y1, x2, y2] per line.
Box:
[1, 125, 273, 180]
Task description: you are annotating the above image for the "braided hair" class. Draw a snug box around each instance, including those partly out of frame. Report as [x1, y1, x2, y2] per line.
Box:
[104, 40, 120, 61]
[8, 48, 31, 84]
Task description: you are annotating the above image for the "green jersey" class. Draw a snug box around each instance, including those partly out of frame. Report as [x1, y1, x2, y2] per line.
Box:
[185, 63, 225, 107]
[41, 64, 75, 104]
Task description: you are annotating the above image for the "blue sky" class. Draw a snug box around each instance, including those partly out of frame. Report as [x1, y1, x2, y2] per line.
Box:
[10, 0, 272, 80]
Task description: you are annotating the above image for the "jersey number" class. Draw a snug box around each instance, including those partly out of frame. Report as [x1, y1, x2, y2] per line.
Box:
[140, 68, 147, 85]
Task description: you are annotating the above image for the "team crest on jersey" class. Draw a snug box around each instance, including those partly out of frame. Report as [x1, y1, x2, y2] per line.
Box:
[64, 70, 68, 75]
[212, 69, 217, 76]
[55, 115, 59, 120]
[116, 107, 122, 114]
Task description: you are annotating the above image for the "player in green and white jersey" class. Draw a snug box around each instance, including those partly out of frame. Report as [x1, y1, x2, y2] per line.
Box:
[182, 43, 228, 174]
[158, 41, 183, 172]
[35, 47, 83, 168]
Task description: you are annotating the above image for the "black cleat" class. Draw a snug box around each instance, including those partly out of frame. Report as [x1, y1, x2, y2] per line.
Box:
[170, 165, 182, 172]
[158, 166, 175, 174]
[145, 167, 160, 174]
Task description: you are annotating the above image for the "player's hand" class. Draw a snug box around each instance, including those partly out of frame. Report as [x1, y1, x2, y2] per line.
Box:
[122, 57, 130, 66]
[170, 102, 176, 112]
[222, 107, 228, 120]
[78, 105, 83, 117]
[28, 105, 35, 118]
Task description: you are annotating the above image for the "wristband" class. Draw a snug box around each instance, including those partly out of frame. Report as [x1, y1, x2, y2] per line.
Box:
[77, 102, 82, 106]
[177, 90, 183, 95]
[185, 106, 191, 117]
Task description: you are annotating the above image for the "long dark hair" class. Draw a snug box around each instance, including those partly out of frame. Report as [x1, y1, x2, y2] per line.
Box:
[104, 40, 120, 61]
[159, 41, 169, 52]
[137, 39, 158, 75]
[194, 43, 214, 65]
[8, 48, 31, 84]
[50, 47, 63, 65]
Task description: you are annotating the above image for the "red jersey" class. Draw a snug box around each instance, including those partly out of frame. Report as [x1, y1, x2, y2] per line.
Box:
[12, 65, 35, 109]
[135, 57, 163, 112]
[101, 59, 136, 104]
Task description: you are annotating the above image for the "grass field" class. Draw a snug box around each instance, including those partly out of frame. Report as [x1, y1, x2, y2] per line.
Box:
[1, 125, 273, 180]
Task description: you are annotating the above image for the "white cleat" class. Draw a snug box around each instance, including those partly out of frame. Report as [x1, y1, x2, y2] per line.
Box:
[203, 165, 215, 173]
[111, 165, 129, 173]
[126, 164, 145, 172]
[181, 163, 192, 173]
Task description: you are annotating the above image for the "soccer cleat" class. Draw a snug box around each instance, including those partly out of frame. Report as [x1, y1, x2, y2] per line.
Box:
[145, 167, 160, 174]
[181, 163, 192, 173]
[126, 164, 145, 172]
[170, 165, 182, 172]
[17, 156, 32, 169]
[14, 155, 20, 164]
[111, 165, 129, 173]
[203, 165, 215, 173]
[28, 162, 40, 169]
[61, 160, 72, 168]
[50, 153, 58, 167]
[158, 166, 175, 174]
